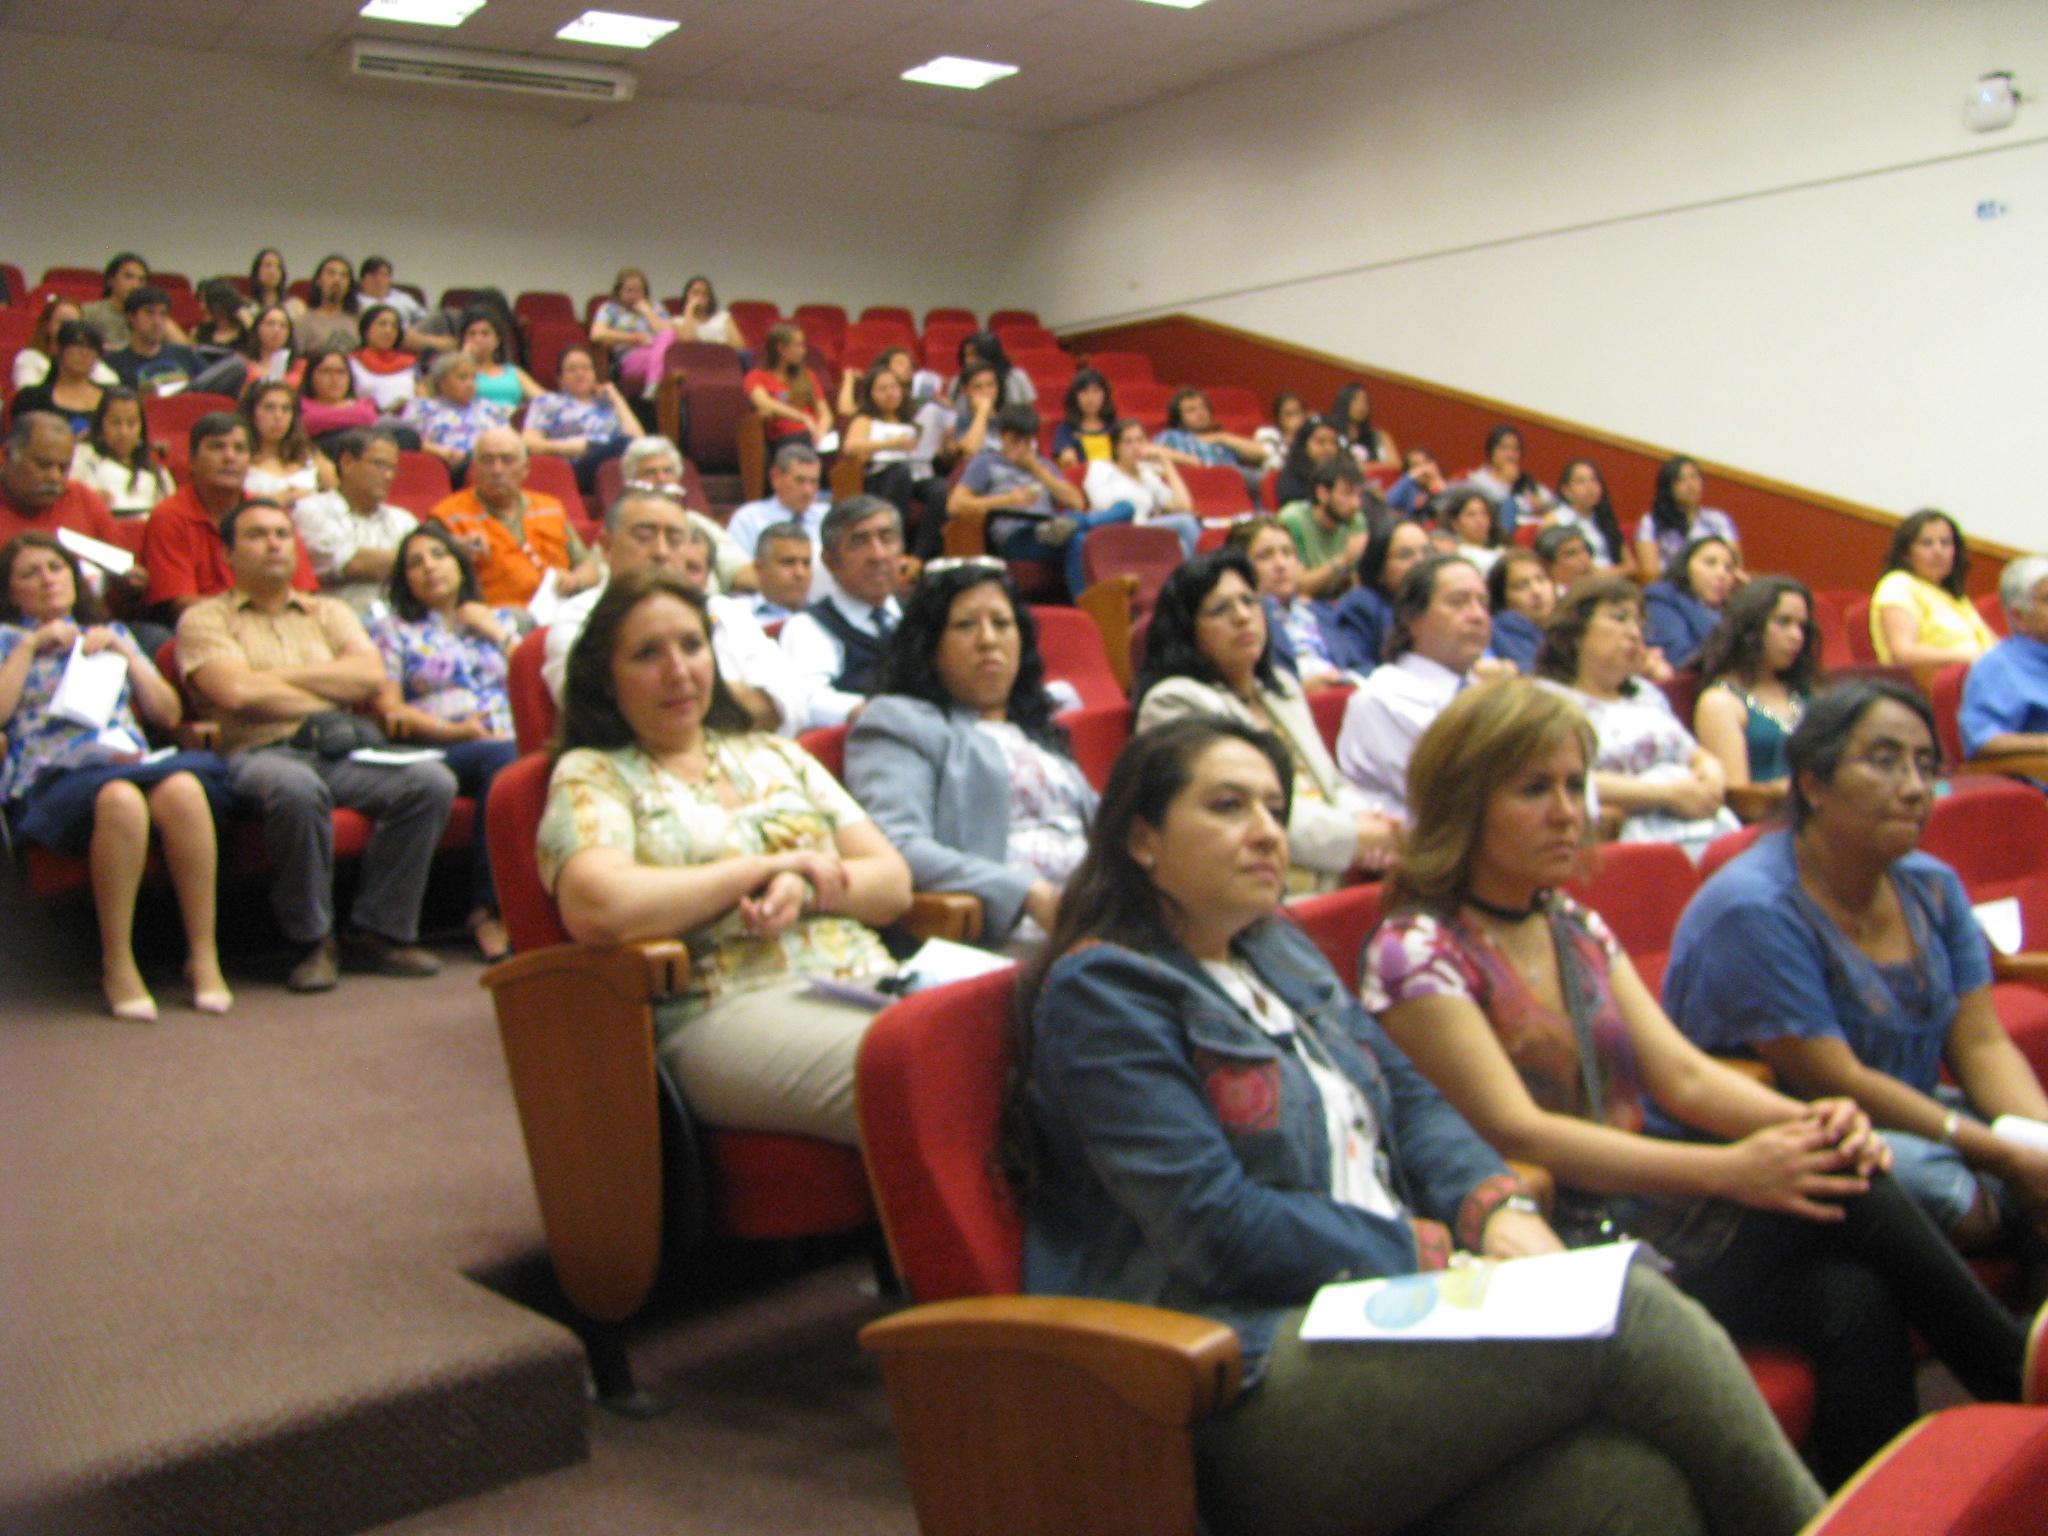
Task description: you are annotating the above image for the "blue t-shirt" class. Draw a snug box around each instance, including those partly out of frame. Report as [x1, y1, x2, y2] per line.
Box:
[1661, 831, 1992, 1104]
[1488, 609, 1544, 674]
[1643, 582, 1719, 671]
[1958, 634, 2048, 757]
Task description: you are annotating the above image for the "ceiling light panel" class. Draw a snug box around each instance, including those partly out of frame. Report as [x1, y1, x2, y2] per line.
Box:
[358, 0, 486, 26]
[900, 55, 1019, 90]
[556, 10, 679, 49]
[1133, 0, 1211, 8]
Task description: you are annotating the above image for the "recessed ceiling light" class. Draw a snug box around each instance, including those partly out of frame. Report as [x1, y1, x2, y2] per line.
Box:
[358, 0, 486, 26]
[1133, 0, 1210, 8]
[556, 9, 679, 49]
[900, 55, 1019, 90]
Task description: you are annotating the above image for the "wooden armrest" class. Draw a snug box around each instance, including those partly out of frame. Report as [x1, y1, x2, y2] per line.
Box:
[906, 892, 983, 944]
[1715, 1055, 1776, 1086]
[1726, 781, 1787, 824]
[654, 366, 684, 446]
[737, 413, 767, 502]
[1992, 951, 2048, 985]
[1960, 750, 2048, 781]
[481, 938, 687, 1322]
[828, 455, 864, 501]
[1076, 574, 1140, 692]
[941, 504, 987, 559]
[895, 555, 924, 594]
[1506, 1160, 1555, 1216]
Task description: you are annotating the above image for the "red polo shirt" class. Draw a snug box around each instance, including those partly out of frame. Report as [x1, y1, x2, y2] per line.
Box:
[141, 485, 319, 607]
[0, 480, 123, 550]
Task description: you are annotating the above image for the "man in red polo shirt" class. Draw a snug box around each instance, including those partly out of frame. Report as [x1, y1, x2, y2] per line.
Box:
[0, 411, 150, 606]
[141, 411, 317, 622]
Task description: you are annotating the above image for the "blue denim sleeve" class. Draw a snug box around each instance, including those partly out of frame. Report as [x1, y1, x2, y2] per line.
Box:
[1034, 948, 1424, 1301]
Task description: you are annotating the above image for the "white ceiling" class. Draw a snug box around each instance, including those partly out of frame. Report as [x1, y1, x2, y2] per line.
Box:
[0, 0, 1464, 134]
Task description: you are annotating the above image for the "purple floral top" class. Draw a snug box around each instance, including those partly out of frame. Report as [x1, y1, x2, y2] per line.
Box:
[398, 394, 511, 457]
[1361, 896, 1646, 1133]
[526, 391, 626, 443]
[368, 608, 521, 736]
[0, 622, 150, 802]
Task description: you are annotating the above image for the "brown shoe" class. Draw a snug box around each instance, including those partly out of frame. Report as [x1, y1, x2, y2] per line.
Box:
[342, 930, 442, 978]
[287, 938, 341, 993]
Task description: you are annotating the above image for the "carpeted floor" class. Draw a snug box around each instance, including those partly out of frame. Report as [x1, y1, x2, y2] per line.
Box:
[0, 888, 917, 1536]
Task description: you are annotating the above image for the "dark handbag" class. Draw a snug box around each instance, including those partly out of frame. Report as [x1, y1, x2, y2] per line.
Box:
[1546, 907, 1637, 1248]
[287, 710, 389, 759]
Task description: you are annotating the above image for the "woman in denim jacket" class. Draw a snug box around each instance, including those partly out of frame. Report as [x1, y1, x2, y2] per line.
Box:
[1004, 715, 1822, 1536]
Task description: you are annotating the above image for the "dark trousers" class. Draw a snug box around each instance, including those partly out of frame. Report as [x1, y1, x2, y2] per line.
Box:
[439, 737, 519, 913]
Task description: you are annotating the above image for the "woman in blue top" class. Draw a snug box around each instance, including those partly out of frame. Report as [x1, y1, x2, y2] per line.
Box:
[0, 533, 230, 1018]
[1666, 679, 2048, 1251]
[1484, 547, 1552, 673]
[1643, 534, 1736, 672]
[369, 524, 526, 960]
[1692, 576, 1819, 789]
[1328, 517, 1430, 674]
[1007, 713, 1825, 1536]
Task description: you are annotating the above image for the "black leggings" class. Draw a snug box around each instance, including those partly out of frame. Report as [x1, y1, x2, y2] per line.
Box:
[1678, 1173, 2024, 1487]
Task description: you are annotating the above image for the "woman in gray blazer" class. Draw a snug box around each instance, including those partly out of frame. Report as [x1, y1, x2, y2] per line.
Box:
[847, 564, 1098, 946]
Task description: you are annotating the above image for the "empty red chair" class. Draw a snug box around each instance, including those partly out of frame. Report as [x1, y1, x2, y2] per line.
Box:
[859, 305, 915, 332]
[987, 308, 1040, 333]
[922, 307, 977, 330]
[388, 450, 454, 519]
[998, 324, 1060, 352]
[514, 290, 576, 328]
[1931, 663, 1970, 764]
[1057, 704, 1130, 792]
[1179, 464, 1254, 519]
[1843, 595, 1880, 665]
[507, 628, 556, 754]
[1566, 841, 1701, 993]
[0, 262, 25, 307]
[1290, 883, 1386, 988]
[920, 332, 969, 373]
[842, 320, 916, 372]
[1810, 590, 1860, 671]
[1032, 604, 1125, 711]
[791, 304, 847, 357]
[141, 392, 237, 451]
[726, 300, 780, 352]
[1202, 385, 1266, 435]
[0, 309, 32, 349]
[1086, 351, 1155, 388]
[1923, 778, 2048, 895]
[522, 319, 590, 391]
[1080, 524, 1182, 628]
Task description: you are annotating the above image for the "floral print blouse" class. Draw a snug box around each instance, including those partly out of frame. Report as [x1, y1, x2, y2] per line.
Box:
[398, 394, 511, 457]
[368, 608, 523, 737]
[0, 622, 150, 803]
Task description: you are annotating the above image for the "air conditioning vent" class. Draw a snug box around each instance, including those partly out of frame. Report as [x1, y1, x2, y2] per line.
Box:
[340, 38, 636, 106]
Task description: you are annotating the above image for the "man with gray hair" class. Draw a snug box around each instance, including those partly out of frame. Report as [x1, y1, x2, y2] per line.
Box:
[726, 442, 830, 601]
[778, 495, 904, 730]
[542, 486, 806, 733]
[616, 434, 752, 592]
[291, 427, 417, 617]
[1958, 553, 2048, 760]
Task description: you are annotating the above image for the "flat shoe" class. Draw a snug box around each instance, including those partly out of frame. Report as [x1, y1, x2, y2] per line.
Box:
[107, 991, 159, 1022]
[192, 987, 234, 1015]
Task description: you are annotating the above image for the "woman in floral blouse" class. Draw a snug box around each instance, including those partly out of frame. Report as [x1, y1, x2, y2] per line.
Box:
[538, 569, 911, 1143]
[0, 533, 230, 1018]
[520, 344, 637, 494]
[370, 524, 526, 960]
[399, 353, 510, 475]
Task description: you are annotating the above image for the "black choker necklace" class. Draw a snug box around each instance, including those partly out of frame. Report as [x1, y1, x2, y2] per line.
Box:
[1466, 890, 1546, 922]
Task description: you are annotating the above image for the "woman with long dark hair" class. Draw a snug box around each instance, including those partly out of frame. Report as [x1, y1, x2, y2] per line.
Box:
[1637, 455, 1739, 583]
[1553, 457, 1635, 577]
[1869, 508, 1995, 668]
[1466, 424, 1556, 535]
[1331, 380, 1397, 469]
[1692, 575, 1821, 788]
[744, 322, 832, 451]
[1643, 533, 1739, 672]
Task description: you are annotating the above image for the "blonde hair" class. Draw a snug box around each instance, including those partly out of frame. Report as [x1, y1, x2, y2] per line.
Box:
[1392, 678, 1598, 914]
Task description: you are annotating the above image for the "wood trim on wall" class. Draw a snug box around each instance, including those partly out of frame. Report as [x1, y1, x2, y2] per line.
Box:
[1061, 313, 2015, 597]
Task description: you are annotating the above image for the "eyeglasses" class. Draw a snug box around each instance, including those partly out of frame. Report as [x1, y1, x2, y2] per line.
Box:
[1842, 746, 1942, 783]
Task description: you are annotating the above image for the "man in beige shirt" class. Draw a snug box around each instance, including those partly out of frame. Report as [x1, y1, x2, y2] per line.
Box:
[178, 499, 455, 992]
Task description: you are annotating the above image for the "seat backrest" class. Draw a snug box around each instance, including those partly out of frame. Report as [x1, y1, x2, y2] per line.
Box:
[523, 319, 589, 391]
[1931, 662, 1969, 764]
[1057, 704, 1131, 792]
[1923, 778, 2048, 894]
[997, 324, 1060, 352]
[798, 723, 849, 782]
[1179, 463, 1252, 518]
[1287, 884, 1387, 990]
[142, 391, 238, 447]
[857, 968, 1026, 1302]
[922, 307, 977, 330]
[1843, 594, 1879, 664]
[486, 753, 572, 953]
[726, 300, 780, 352]
[1033, 604, 1125, 711]
[389, 450, 454, 518]
[987, 309, 1040, 332]
[1086, 351, 1155, 387]
[1566, 842, 1701, 989]
[1808, 589, 1859, 672]
[0, 309, 33, 349]
[859, 305, 916, 331]
[1657, 669, 1702, 732]
[1201, 385, 1265, 435]
[1306, 685, 1353, 757]
[508, 627, 557, 755]
[515, 291, 577, 328]
[1698, 821, 1767, 882]
[921, 328, 973, 372]
[1976, 591, 2010, 639]
[1080, 524, 1183, 620]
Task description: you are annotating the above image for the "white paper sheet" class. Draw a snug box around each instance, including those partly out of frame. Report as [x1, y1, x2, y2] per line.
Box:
[1973, 896, 2023, 956]
[347, 747, 447, 766]
[1992, 1115, 2048, 1154]
[525, 566, 563, 626]
[1299, 1240, 1639, 1343]
[897, 936, 1016, 992]
[49, 640, 129, 731]
[57, 526, 135, 578]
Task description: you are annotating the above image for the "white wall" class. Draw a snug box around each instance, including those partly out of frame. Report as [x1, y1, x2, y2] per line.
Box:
[0, 32, 1040, 316]
[1005, 0, 2048, 553]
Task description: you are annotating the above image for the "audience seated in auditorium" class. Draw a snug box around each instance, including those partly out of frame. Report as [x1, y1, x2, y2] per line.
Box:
[292, 428, 418, 618]
[10, 321, 109, 435]
[745, 522, 815, 626]
[836, 344, 918, 421]
[1252, 390, 1307, 471]
[1643, 533, 1737, 672]
[1010, 711, 1825, 1535]
[615, 435, 752, 593]
[745, 323, 832, 452]
[294, 257, 364, 356]
[346, 307, 421, 415]
[1553, 457, 1636, 577]
[1, 414, 126, 555]
[191, 278, 250, 357]
[587, 266, 669, 368]
[1277, 457, 1372, 602]
[71, 390, 173, 520]
[1637, 455, 1740, 583]
[241, 303, 304, 390]
[1535, 522, 1597, 593]
[780, 496, 907, 731]
[1668, 679, 2048, 1250]
[177, 499, 454, 993]
[1384, 445, 1446, 516]
[1960, 554, 2048, 760]
[1083, 418, 1201, 562]
[0, 532, 230, 1019]
[727, 442, 831, 594]
[13, 294, 119, 393]
[846, 563, 1096, 949]
[1535, 575, 1735, 858]
[1465, 424, 1557, 536]
[1328, 515, 1430, 671]
[1691, 575, 1818, 789]
[369, 522, 525, 961]
[946, 403, 1094, 591]
[1336, 554, 1497, 819]
[539, 570, 911, 1143]
[1364, 675, 2036, 1489]
[399, 353, 509, 475]
[842, 361, 949, 550]
[355, 255, 443, 351]
[521, 344, 635, 494]
[543, 489, 800, 736]
[1051, 368, 1115, 467]
[1486, 546, 1554, 674]
[141, 413, 318, 620]
[1135, 550, 1395, 890]
[1331, 380, 1398, 471]
[241, 380, 336, 509]
[1156, 386, 1267, 500]
[80, 252, 188, 351]
[1271, 412, 1344, 508]
[949, 330, 1035, 407]
[458, 307, 539, 412]
[298, 346, 385, 446]
[1439, 484, 1505, 573]
[1870, 508, 1996, 668]
[431, 427, 598, 610]
[244, 248, 301, 322]
[1227, 515, 1344, 689]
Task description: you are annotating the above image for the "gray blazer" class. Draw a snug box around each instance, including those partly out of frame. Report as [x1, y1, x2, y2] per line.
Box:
[847, 694, 1098, 941]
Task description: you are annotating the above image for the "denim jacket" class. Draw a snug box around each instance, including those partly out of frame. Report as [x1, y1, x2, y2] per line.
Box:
[1021, 915, 1517, 1375]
